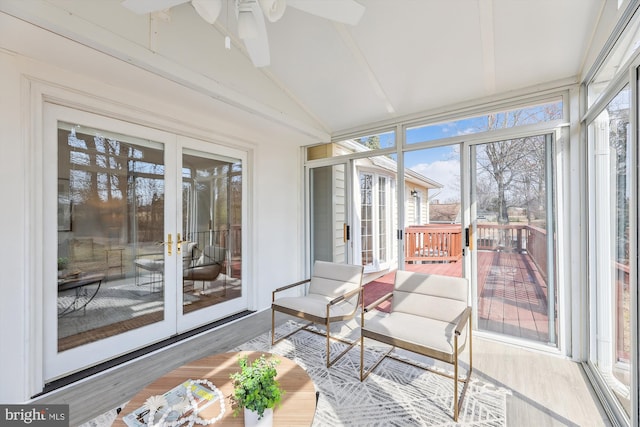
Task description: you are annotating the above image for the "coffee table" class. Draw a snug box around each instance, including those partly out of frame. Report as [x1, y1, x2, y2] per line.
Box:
[114, 351, 317, 426]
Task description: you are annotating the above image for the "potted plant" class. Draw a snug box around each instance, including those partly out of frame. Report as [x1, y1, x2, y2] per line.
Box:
[230, 354, 284, 426]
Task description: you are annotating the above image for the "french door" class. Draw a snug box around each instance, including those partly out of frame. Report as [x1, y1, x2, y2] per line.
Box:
[43, 104, 246, 381]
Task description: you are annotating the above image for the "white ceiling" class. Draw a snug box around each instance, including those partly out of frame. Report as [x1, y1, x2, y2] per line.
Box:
[1, 0, 608, 139]
[263, 0, 604, 132]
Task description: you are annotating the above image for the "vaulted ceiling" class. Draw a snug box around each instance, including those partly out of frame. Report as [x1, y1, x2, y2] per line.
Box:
[1, 0, 608, 141]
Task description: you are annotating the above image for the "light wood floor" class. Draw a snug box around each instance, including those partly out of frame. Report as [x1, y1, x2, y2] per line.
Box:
[31, 309, 611, 426]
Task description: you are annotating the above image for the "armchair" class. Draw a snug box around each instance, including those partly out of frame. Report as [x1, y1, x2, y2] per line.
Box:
[360, 270, 472, 421]
[271, 261, 364, 367]
[183, 245, 226, 293]
[134, 241, 197, 292]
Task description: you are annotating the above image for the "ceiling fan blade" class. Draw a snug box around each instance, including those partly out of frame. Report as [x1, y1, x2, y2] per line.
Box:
[121, 0, 189, 15]
[192, 0, 222, 24]
[287, 0, 364, 25]
[237, 1, 271, 67]
[258, 0, 287, 23]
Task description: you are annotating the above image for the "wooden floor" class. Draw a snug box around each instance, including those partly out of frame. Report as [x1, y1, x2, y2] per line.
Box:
[31, 309, 610, 426]
[364, 250, 551, 343]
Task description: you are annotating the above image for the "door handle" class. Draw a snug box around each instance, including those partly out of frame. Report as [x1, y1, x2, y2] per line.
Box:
[177, 233, 182, 254]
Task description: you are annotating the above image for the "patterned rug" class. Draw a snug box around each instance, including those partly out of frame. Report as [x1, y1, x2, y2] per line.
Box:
[234, 319, 510, 426]
[58, 280, 201, 338]
[81, 318, 510, 426]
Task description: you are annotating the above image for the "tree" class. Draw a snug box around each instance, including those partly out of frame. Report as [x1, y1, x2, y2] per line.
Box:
[474, 103, 560, 226]
[357, 135, 380, 150]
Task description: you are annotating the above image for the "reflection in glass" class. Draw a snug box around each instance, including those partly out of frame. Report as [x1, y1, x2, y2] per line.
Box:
[181, 151, 242, 314]
[589, 86, 631, 416]
[588, 11, 640, 107]
[57, 122, 165, 351]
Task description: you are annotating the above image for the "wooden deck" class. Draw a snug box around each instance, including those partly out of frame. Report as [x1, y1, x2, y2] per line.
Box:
[363, 250, 551, 343]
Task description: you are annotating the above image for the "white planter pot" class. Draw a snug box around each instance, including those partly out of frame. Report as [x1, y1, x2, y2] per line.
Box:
[243, 407, 273, 427]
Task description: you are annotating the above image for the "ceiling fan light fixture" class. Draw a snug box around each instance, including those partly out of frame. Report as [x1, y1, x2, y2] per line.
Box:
[191, 0, 222, 24]
[258, 0, 286, 22]
[237, 10, 259, 39]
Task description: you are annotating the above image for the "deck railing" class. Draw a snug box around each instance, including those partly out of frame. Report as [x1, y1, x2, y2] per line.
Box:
[404, 225, 462, 263]
[405, 223, 548, 270]
[184, 225, 242, 258]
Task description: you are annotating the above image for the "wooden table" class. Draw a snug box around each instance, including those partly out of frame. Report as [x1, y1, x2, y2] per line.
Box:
[115, 351, 317, 426]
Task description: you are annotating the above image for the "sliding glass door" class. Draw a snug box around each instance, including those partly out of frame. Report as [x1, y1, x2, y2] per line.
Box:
[469, 134, 557, 345]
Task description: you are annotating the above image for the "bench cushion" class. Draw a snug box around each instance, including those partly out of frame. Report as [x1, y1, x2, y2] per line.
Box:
[134, 258, 164, 272]
[308, 261, 363, 305]
[393, 270, 468, 323]
[273, 294, 357, 322]
[363, 311, 468, 363]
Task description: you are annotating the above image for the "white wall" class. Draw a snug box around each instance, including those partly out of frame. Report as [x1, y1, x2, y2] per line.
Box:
[0, 50, 29, 404]
[0, 13, 310, 402]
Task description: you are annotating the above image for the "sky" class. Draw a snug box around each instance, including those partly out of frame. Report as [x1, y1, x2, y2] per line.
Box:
[403, 122, 471, 203]
[360, 101, 562, 204]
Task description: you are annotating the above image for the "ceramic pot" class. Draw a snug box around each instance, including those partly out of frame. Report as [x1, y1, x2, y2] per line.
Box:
[243, 407, 273, 427]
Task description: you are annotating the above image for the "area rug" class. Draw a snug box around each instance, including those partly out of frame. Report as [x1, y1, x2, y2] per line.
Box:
[81, 319, 510, 426]
[234, 319, 511, 426]
[58, 281, 200, 338]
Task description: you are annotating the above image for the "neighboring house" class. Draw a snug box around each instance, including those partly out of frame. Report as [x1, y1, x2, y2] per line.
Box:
[310, 140, 442, 273]
[429, 202, 461, 224]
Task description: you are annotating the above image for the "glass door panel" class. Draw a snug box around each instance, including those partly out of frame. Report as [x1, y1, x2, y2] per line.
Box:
[403, 145, 463, 278]
[56, 122, 167, 352]
[588, 85, 632, 416]
[470, 135, 557, 345]
[181, 150, 243, 315]
[310, 164, 349, 264]
[45, 108, 178, 382]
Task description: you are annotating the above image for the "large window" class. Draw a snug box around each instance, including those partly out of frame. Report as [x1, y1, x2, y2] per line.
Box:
[406, 100, 562, 144]
[588, 85, 632, 417]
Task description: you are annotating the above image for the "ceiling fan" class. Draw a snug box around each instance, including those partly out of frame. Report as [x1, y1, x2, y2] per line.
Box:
[121, 0, 365, 67]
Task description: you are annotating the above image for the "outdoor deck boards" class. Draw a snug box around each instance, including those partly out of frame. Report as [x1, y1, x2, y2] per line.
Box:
[363, 250, 551, 343]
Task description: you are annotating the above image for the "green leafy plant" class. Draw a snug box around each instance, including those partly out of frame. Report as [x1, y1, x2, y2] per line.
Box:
[230, 354, 284, 419]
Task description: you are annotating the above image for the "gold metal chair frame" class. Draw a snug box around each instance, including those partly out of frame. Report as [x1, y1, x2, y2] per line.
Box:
[271, 279, 362, 368]
[360, 292, 473, 422]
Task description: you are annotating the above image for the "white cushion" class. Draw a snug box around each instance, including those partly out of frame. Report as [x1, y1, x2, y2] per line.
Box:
[273, 295, 357, 319]
[392, 270, 468, 323]
[364, 311, 467, 356]
[134, 258, 164, 272]
[308, 261, 363, 300]
[196, 245, 226, 266]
